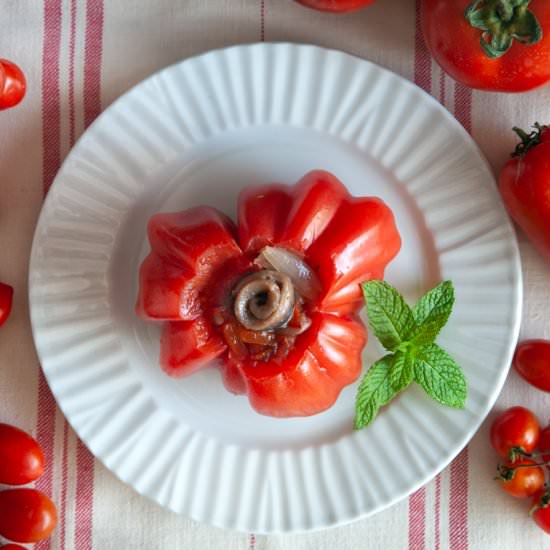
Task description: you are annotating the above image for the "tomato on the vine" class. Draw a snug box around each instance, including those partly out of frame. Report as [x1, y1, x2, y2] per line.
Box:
[497, 459, 545, 498]
[0, 423, 45, 485]
[490, 407, 540, 459]
[514, 340, 550, 391]
[295, 0, 376, 12]
[532, 488, 550, 534]
[0, 489, 57, 543]
[0, 59, 26, 110]
[421, 0, 550, 92]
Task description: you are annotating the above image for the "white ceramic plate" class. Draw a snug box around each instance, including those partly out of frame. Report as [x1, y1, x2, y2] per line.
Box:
[29, 43, 522, 533]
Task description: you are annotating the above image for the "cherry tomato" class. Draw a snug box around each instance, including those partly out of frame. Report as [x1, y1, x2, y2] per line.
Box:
[514, 340, 550, 392]
[0, 545, 28, 550]
[421, 0, 550, 92]
[0, 423, 45, 485]
[490, 407, 540, 459]
[497, 459, 545, 498]
[499, 124, 550, 264]
[0, 59, 26, 110]
[0, 282, 13, 327]
[0, 489, 57, 543]
[532, 488, 550, 534]
[295, 0, 376, 12]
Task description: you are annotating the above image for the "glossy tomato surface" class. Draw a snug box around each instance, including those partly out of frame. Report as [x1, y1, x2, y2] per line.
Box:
[532, 489, 550, 534]
[0, 489, 57, 543]
[514, 340, 550, 392]
[498, 459, 545, 498]
[295, 0, 375, 12]
[490, 407, 540, 458]
[0, 282, 13, 327]
[0, 59, 26, 110]
[0, 423, 45, 485]
[499, 125, 550, 262]
[421, 0, 550, 92]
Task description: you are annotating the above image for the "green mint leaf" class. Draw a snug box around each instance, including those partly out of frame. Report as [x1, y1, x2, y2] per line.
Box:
[389, 348, 415, 393]
[410, 281, 455, 346]
[362, 280, 416, 352]
[354, 355, 396, 430]
[413, 343, 467, 409]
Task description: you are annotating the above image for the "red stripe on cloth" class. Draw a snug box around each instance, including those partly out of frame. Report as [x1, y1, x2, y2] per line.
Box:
[408, 488, 426, 550]
[414, 0, 431, 93]
[73, 3, 104, 547]
[83, 0, 104, 128]
[35, 376, 57, 550]
[435, 473, 441, 550]
[41, 0, 62, 194]
[75, 440, 95, 550]
[69, 0, 77, 145]
[59, 423, 70, 550]
[449, 447, 469, 550]
[36, 2, 63, 548]
[439, 72, 446, 106]
[453, 83, 473, 134]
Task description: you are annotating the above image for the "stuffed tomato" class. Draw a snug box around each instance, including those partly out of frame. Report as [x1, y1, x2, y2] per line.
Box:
[136, 170, 401, 417]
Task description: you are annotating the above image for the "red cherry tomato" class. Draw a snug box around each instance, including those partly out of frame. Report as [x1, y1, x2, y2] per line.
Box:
[514, 340, 550, 392]
[1, 545, 28, 550]
[0, 59, 26, 110]
[295, 0, 376, 12]
[532, 488, 550, 534]
[0, 282, 13, 327]
[421, 0, 550, 92]
[0, 489, 57, 543]
[490, 407, 540, 459]
[497, 459, 545, 498]
[0, 423, 45, 485]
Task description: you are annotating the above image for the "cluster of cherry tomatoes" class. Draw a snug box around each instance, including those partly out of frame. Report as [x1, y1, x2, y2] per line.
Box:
[0, 424, 57, 547]
[488, 338, 550, 535]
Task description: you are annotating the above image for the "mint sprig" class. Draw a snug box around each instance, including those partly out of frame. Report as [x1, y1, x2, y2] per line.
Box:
[354, 280, 467, 430]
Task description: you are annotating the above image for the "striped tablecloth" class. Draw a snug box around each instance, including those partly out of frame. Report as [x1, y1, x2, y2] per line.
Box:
[1, 1, 550, 549]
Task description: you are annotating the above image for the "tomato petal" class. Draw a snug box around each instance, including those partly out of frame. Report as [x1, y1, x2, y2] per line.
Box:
[237, 183, 292, 253]
[160, 318, 226, 377]
[306, 196, 401, 313]
[137, 206, 242, 320]
[279, 170, 346, 253]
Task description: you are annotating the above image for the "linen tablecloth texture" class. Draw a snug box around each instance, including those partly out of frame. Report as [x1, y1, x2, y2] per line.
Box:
[1, 1, 549, 549]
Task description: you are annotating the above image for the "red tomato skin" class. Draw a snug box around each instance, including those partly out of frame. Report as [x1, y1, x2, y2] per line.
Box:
[0, 489, 57, 543]
[539, 426, 550, 466]
[514, 340, 550, 392]
[421, 0, 550, 92]
[498, 459, 545, 498]
[0, 424, 45, 485]
[1, 545, 28, 550]
[0, 282, 13, 327]
[532, 489, 550, 534]
[295, 0, 375, 12]
[0, 59, 26, 110]
[490, 407, 540, 458]
[499, 130, 550, 263]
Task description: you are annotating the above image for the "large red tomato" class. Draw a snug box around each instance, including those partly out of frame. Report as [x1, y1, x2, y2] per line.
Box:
[421, 0, 550, 92]
[499, 124, 550, 263]
[295, 0, 376, 13]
